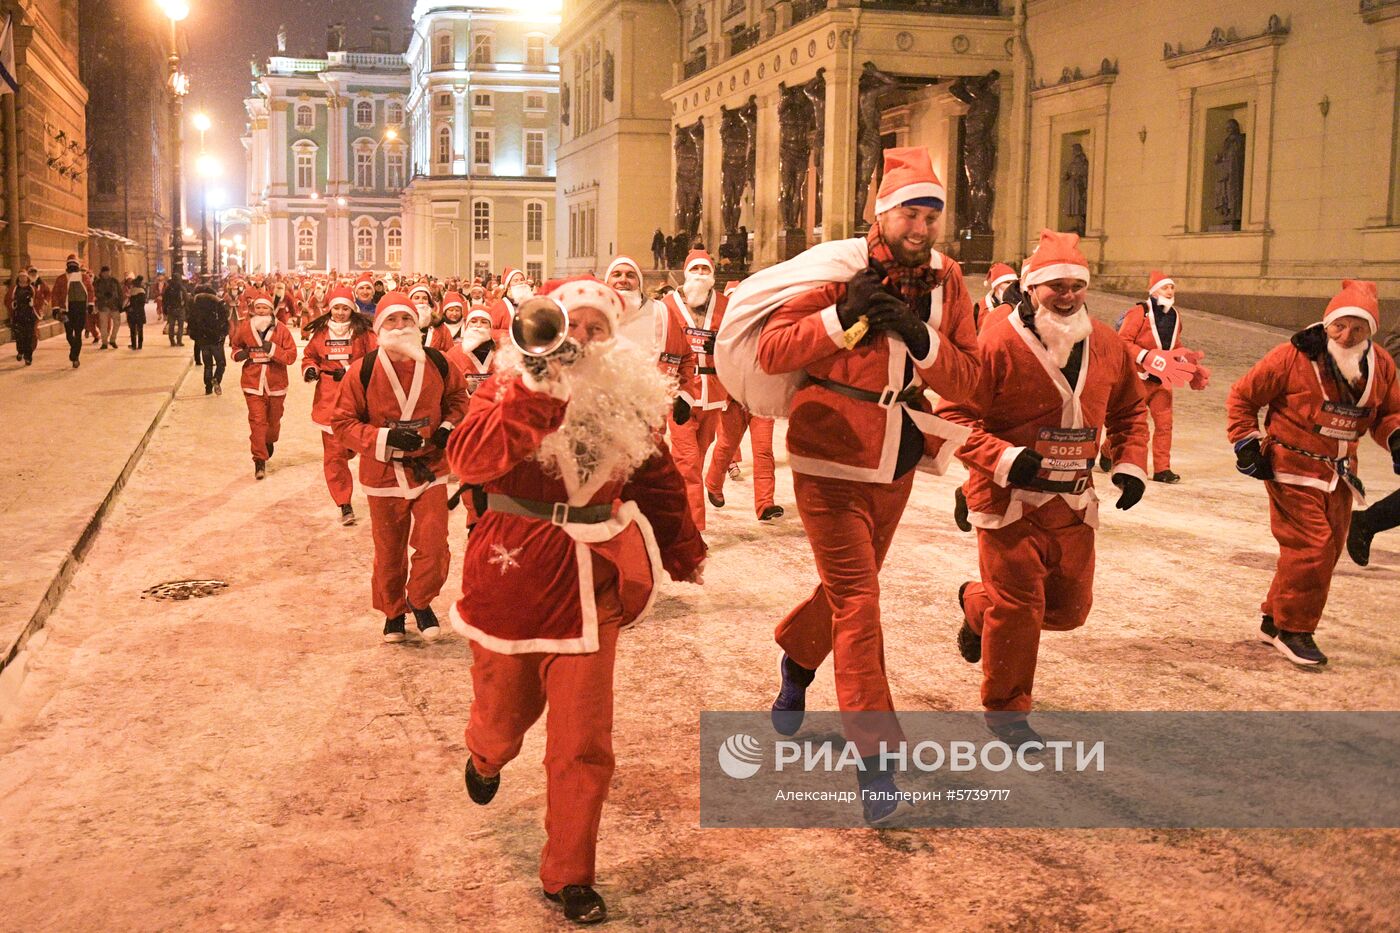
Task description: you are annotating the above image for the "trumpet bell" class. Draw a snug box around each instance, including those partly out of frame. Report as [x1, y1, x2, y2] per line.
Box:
[511, 296, 570, 356]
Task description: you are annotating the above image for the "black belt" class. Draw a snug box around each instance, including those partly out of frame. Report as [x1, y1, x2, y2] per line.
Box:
[485, 493, 612, 525]
[697, 366, 717, 375]
[1269, 437, 1348, 465]
[807, 375, 923, 408]
[1025, 475, 1090, 495]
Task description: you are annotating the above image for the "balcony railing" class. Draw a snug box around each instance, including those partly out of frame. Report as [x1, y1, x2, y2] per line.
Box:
[858, 0, 1001, 13]
[790, 0, 827, 26]
[683, 49, 708, 79]
[729, 25, 761, 56]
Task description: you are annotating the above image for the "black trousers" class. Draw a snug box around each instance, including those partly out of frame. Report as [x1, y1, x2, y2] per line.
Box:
[199, 340, 226, 386]
[128, 312, 146, 348]
[12, 320, 36, 361]
[64, 303, 87, 361]
[1358, 487, 1400, 536]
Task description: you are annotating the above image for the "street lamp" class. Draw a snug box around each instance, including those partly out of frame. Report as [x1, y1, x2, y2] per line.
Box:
[207, 189, 226, 275]
[158, 0, 190, 280]
[195, 153, 222, 276]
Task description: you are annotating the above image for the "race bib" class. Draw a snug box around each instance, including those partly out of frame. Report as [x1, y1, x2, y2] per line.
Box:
[1035, 426, 1098, 473]
[1313, 401, 1371, 442]
[391, 417, 429, 430]
[685, 326, 716, 357]
[659, 351, 684, 373]
[248, 349, 270, 364]
[465, 372, 490, 392]
[326, 338, 352, 361]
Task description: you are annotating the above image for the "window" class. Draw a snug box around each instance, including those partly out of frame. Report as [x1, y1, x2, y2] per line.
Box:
[355, 225, 375, 265]
[355, 148, 373, 189]
[527, 35, 546, 68]
[295, 104, 314, 130]
[473, 129, 491, 168]
[296, 224, 315, 264]
[525, 130, 545, 171]
[386, 100, 403, 125]
[526, 201, 544, 242]
[435, 32, 453, 67]
[436, 126, 452, 166]
[526, 261, 543, 282]
[473, 260, 490, 280]
[525, 92, 545, 111]
[386, 148, 404, 188]
[435, 92, 452, 110]
[471, 33, 493, 66]
[473, 91, 492, 110]
[385, 223, 402, 266]
[294, 145, 316, 192]
[355, 100, 374, 127]
[472, 200, 491, 241]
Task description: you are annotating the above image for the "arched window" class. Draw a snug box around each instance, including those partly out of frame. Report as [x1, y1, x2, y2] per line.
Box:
[355, 224, 376, 265]
[292, 141, 318, 193]
[354, 146, 374, 189]
[472, 199, 491, 241]
[385, 145, 405, 189]
[295, 104, 314, 130]
[355, 99, 374, 127]
[435, 126, 452, 166]
[471, 32, 493, 66]
[385, 222, 403, 267]
[386, 100, 403, 125]
[296, 223, 316, 265]
[527, 35, 546, 68]
[435, 32, 453, 67]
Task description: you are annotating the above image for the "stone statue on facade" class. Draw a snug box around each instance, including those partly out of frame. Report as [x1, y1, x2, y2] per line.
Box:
[1213, 118, 1245, 230]
[803, 71, 826, 227]
[855, 62, 897, 228]
[778, 84, 814, 231]
[1062, 142, 1088, 235]
[675, 122, 704, 236]
[949, 70, 1000, 236]
[720, 106, 748, 237]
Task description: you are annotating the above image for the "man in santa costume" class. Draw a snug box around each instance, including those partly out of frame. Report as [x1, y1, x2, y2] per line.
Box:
[974, 262, 1019, 334]
[352, 272, 378, 317]
[943, 230, 1149, 745]
[1114, 270, 1210, 483]
[445, 306, 497, 395]
[717, 146, 980, 822]
[408, 282, 455, 352]
[303, 285, 377, 525]
[659, 249, 731, 530]
[1227, 279, 1400, 666]
[603, 255, 661, 352]
[332, 291, 470, 644]
[230, 290, 300, 480]
[446, 276, 704, 925]
[488, 267, 534, 340]
[271, 277, 299, 327]
[468, 280, 488, 306]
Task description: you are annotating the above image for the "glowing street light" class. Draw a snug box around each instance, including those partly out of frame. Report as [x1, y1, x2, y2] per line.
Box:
[157, 0, 189, 21]
[159, 0, 191, 278]
[192, 112, 211, 133]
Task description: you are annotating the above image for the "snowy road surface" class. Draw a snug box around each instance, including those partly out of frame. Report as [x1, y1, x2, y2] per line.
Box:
[0, 294, 1397, 931]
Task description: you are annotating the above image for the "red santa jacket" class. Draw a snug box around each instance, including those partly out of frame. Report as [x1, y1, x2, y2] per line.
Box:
[444, 371, 706, 654]
[445, 341, 497, 396]
[755, 249, 980, 483]
[940, 310, 1150, 530]
[487, 296, 515, 343]
[1227, 326, 1400, 498]
[1118, 299, 1182, 385]
[655, 294, 698, 393]
[421, 322, 455, 353]
[302, 324, 376, 429]
[51, 270, 96, 308]
[230, 318, 299, 396]
[660, 289, 730, 410]
[271, 288, 299, 324]
[331, 349, 471, 500]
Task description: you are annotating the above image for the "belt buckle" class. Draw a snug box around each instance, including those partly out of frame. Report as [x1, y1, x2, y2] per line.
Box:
[1071, 475, 1090, 495]
[877, 386, 898, 409]
[551, 502, 569, 526]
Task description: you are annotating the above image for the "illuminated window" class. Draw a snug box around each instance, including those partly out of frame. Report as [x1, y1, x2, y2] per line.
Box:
[293, 143, 317, 193]
[473, 129, 491, 168]
[296, 224, 315, 264]
[355, 148, 373, 188]
[471, 33, 493, 66]
[355, 100, 374, 127]
[527, 35, 546, 68]
[472, 199, 491, 240]
[435, 32, 453, 67]
[386, 100, 403, 125]
[436, 126, 452, 166]
[386, 148, 404, 188]
[385, 223, 402, 266]
[295, 104, 314, 130]
[526, 261, 543, 282]
[525, 130, 545, 171]
[355, 225, 375, 265]
[526, 201, 544, 242]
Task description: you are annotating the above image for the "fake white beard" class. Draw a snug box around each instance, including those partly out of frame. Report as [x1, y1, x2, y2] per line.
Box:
[509, 283, 533, 304]
[1328, 338, 1369, 385]
[617, 288, 644, 318]
[1153, 294, 1174, 310]
[415, 302, 434, 327]
[326, 318, 352, 339]
[378, 325, 426, 362]
[461, 326, 492, 352]
[682, 273, 714, 308]
[1034, 304, 1092, 368]
[250, 314, 273, 333]
[499, 339, 672, 489]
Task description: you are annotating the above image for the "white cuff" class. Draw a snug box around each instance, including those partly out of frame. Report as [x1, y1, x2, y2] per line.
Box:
[374, 428, 391, 463]
[521, 370, 571, 401]
[678, 389, 697, 406]
[1136, 348, 1149, 365]
[820, 304, 845, 348]
[1111, 462, 1148, 485]
[910, 322, 941, 366]
[439, 421, 454, 433]
[993, 445, 1025, 488]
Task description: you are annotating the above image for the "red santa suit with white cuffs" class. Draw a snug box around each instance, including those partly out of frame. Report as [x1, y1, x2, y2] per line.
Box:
[445, 307, 498, 396]
[1227, 280, 1400, 639]
[720, 147, 981, 755]
[331, 292, 470, 619]
[974, 263, 1018, 335]
[302, 286, 376, 508]
[488, 267, 531, 343]
[942, 231, 1149, 714]
[408, 283, 455, 353]
[230, 291, 299, 464]
[445, 276, 705, 896]
[661, 250, 730, 530]
[705, 279, 780, 518]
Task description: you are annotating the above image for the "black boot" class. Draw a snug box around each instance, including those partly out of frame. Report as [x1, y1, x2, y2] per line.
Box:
[770, 654, 815, 736]
[953, 486, 971, 532]
[707, 489, 725, 508]
[339, 503, 356, 526]
[1152, 470, 1181, 484]
[465, 756, 500, 805]
[254, 459, 266, 480]
[985, 713, 1044, 752]
[383, 614, 406, 644]
[758, 505, 784, 522]
[411, 604, 441, 642]
[265, 441, 275, 458]
[543, 885, 607, 924]
[956, 581, 981, 663]
[1347, 515, 1374, 567]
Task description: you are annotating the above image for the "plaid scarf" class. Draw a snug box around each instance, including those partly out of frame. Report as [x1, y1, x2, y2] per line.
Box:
[866, 226, 938, 305]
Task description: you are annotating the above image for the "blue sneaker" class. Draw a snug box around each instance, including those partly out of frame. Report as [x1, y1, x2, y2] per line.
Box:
[860, 772, 912, 825]
[770, 654, 814, 736]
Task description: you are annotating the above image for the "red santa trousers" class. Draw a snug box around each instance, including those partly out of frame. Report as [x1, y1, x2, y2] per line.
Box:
[1144, 382, 1174, 473]
[775, 470, 913, 756]
[960, 497, 1095, 713]
[320, 432, 355, 507]
[244, 395, 285, 461]
[465, 559, 623, 893]
[705, 405, 776, 517]
[668, 408, 722, 530]
[366, 484, 450, 617]
[1263, 480, 1352, 634]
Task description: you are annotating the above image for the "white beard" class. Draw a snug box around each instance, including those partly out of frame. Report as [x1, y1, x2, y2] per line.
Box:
[1328, 338, 1369, 386]
[617, 288, 643, 318]
[1153, 294, 1174, 311]
[461, 327, 492, 352]
[682, 274, 714, 309]
[499, 340, 672, 491]
[509, 283, 533, 305]
[1034, 305, 1093, 368]
[250, 314, 273, 334]
[378, 325, 426, 362]
[415, 303, 434, 327]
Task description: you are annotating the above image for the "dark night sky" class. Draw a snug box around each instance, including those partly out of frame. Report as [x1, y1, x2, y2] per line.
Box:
[179, 0, 411, 209]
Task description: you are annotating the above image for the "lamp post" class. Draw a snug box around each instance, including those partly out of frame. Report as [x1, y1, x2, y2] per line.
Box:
[195, 153, 222, 277]
[207, 189, 226, 276]
[158, 0, 190, 281]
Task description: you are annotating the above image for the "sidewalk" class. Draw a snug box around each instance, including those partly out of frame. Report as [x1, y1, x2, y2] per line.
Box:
[0, 319, 191, 683]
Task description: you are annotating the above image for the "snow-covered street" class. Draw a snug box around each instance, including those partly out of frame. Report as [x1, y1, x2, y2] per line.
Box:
[0, 294, 1398, 931]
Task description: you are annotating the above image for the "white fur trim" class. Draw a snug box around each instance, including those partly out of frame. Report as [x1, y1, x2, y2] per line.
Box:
[328, 296, 354, 309]
[993, 445, 1025, 488]
[1322, 306, 1378, 334]
[910, 322, 941, 366]
[685, 256, 713, 273]
[820, 304, 845, 347]
[1024, 263, 1091, 287]
[987, 272, 1018, 289]
[375, 427, 390, 463]
[1148, 278, 1175, 295]
[606, 256, 642, 280]
[374, 301, 415, 331]
[1111, 462, 1147, 485]
[874, 181, 947, 215]
[521, 370, 572, 400]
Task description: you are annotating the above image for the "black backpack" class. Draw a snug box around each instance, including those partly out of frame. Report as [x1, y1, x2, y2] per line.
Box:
[358, 347, 449, 392]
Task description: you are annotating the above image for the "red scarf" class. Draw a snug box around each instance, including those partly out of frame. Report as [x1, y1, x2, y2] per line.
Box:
[866, 226, 938, 305]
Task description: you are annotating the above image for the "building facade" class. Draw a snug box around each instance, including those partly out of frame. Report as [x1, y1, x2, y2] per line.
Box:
[243, 29, 411, 274]
[400, 0, 560, 283]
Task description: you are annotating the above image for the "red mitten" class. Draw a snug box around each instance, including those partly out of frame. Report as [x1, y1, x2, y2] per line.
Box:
[1141, 348, 1195, 388]
[1189, 364, 1211, 391]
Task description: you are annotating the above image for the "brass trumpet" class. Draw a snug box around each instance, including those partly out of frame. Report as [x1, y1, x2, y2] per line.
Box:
[510, 295, 571, 357]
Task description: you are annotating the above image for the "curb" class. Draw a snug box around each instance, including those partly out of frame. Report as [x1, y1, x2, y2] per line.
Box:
[0, 358, 193, 697]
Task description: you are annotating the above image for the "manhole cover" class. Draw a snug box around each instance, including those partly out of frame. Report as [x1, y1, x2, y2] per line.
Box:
[142, 580, 229, 601]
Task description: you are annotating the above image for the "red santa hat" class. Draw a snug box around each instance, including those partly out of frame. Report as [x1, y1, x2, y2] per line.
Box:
[407, 282, 433, 302]
[246, 290, 274, 311]
[353, 272, 374, 287]
[372, 291, 416, 333]
[501, 267, 526, 288]
[1022, 229, 1091, 288]
[874, 147, 946, 215]
[1148, 270, 1174, 296]
[441, 291, 466, 313]
[605, 255, 642, 281]
[465, 305, 493, 326]
[1322, 279, 1379, 335]
[326, 285, 355, 310]
[985, 263, 1018, 290]
[684, 250, 713, 274]
[542, 275, 623, 335]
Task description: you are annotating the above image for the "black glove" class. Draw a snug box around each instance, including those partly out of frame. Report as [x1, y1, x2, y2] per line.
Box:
[430, 425, 451, 449]
[261, 338, 274, 354]
[232, 348, 248, 362]
[1113, 473, 1145, 510]
[1234, 437, 1274, 481]
[672, 397, 692, 425]
[1006, 448, 1044, 487]
[1389, 432, 1400, 475]
[303, 367, 319, 382]
[331, 368, 346, 382]
[865, 296, 930, 358]
[386, 428, 424, 452]
[836, 268, 888, 330]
